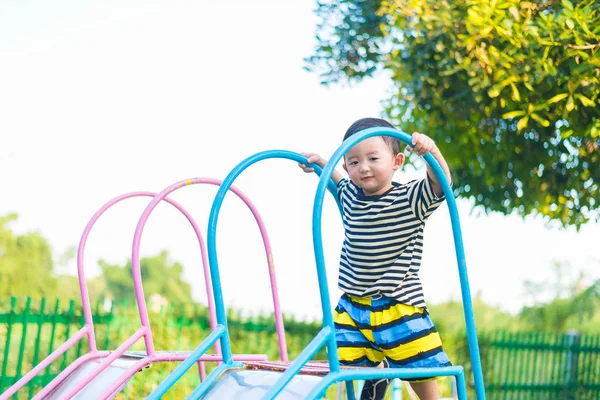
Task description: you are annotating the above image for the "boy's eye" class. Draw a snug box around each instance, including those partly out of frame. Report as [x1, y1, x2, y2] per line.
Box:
[350, 161, 358, 166]
[370, 157, 379, 161]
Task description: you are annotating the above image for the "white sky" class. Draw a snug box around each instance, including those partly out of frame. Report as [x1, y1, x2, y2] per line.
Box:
[1, 0, 598, 323]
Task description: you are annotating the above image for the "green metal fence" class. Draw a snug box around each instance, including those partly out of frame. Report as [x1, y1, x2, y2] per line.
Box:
[2, 297, 600, 399]
[480, 330, 600, 400]
[0, 297, 115, 398]
[0, 296, 323, 399]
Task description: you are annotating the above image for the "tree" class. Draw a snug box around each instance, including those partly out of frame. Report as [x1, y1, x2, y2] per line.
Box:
[0, 214, 58, 297]
[520, 260, 600, 331]
[306, 0, 600, 228]
[99, 250, 193, 304]
[53, 275, 107, 303]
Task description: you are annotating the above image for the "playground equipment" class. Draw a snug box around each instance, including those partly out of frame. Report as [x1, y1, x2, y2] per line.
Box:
[0, 178, 291, 399]
[2, 127, 486, 399]
[146, 127, 486, 399]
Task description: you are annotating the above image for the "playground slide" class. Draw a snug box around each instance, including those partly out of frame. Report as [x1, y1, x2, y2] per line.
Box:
[42, 353, 145, 399]
[203, 370, 323, 400]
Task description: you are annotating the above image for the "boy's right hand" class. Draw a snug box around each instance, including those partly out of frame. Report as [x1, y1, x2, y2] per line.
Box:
[298, 152, 325, 173]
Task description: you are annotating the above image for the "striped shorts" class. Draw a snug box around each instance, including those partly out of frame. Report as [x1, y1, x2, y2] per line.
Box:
[334, 293, 451, 380]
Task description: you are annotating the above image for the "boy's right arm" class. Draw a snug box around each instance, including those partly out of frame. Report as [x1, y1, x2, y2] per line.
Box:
[298, 152, 344, 185]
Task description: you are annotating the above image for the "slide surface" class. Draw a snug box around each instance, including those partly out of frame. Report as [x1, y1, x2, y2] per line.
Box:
[44, 353, 144, 399]
[203, 369, 323, 400]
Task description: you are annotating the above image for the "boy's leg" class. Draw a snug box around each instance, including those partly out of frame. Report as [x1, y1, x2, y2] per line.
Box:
[334, 295, 385, 399]
[371, 297, 451, 400]
[359, 359, 390, 400]
[408, 380, 439, 400]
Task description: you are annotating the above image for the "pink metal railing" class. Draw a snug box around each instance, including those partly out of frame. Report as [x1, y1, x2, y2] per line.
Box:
[2, 178, 288, 400]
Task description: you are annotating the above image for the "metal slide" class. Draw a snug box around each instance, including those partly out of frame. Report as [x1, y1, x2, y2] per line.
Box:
[43, 353, 146, 399]
[203, 370, 323, 400]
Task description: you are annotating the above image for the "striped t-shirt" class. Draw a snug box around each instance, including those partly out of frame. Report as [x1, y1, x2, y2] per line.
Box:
[336, 177, 445, 309]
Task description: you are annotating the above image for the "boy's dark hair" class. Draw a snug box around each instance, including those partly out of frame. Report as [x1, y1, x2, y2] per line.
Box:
[343, 118, 402, 155]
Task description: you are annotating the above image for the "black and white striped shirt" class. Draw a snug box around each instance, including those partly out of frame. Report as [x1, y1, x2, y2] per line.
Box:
[336, 177, 445, 309]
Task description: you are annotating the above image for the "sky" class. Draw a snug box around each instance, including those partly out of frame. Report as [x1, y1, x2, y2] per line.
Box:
[1, 0, 599, 324]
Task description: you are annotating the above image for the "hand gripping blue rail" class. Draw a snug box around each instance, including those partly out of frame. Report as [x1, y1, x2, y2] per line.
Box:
[264, 127, 485, 399]
[146, 150, 341, 400]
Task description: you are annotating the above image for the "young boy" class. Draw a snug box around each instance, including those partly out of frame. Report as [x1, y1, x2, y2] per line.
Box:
[299, 118, 453, 400]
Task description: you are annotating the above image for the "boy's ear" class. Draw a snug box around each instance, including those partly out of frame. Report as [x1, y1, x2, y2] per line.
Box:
[393, 153, 405, 170]
[342, 163, 348, 173]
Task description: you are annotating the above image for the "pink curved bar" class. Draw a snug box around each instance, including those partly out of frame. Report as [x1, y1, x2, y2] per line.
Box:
[63, 178, 288, 399]
[3, 179, 288, 400]
[77, 191, 217, 352]
[7, 192, 209, 400]
[127, 178, 287, 360]
[5, 190, 219, 399]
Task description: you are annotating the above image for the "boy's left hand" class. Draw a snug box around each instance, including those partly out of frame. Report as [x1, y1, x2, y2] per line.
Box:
[406, 132, 437, 157]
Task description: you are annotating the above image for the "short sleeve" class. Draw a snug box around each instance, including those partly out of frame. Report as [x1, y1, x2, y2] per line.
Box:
[336, 178, 349, 201]
[405, 177, 446, 221]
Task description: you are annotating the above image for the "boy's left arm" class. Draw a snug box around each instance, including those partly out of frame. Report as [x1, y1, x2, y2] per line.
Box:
[407, 132, 452, 197]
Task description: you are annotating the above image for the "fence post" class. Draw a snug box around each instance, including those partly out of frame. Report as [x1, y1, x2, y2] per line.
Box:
[15, 297, 32, 380]
[44, 298, 61, 386]
[564, 329, 580, 398]
[30, 297, 46, 398]
[0, 297, 17, 391]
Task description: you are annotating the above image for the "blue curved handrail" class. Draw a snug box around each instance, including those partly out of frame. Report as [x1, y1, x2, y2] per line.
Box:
[269, 127, 485, 399]
[205, 150, 340, 365]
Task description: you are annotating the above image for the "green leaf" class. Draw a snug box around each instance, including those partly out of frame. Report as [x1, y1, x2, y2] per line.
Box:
[561, 0, 574, 10]
[572, 63, 595, 74]
[530, 113, 551, 127]
[580, 22, 593, 36]
[467, 9, 484, 24]
[561, 129, 574, 139]
[488, 87, 501, 98]
[575, 94, 596, 107]
[566, 96, 575, 112]
[481, 25, 494, 36]
[517, 116, 529, 131]
[547, 93, 569, 104]
[500, 76, 519, 87]
[502, 110, 526, 119]
[441, 66, 463, 76]
[496, 2, 513, 9]
[566, 19, 575, 30]
[510, 83, 521, 101]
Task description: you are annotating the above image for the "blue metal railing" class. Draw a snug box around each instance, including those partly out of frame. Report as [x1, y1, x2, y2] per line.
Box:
[148, 127, 485, 400]
[147, 150, 340, 399]
[265, 127, 484, 399]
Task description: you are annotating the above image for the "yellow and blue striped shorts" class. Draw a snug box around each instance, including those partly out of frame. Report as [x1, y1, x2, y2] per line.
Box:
[334, 293, 451, 380]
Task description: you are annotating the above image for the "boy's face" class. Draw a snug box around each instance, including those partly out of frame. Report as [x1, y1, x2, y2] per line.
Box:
[343, 136, 405, 196]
